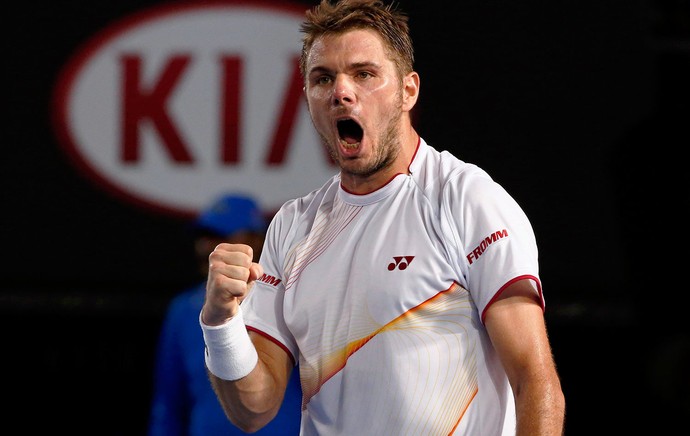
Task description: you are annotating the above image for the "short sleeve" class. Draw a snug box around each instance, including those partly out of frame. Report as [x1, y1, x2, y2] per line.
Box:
[443, 170, 543, 320]
[241, 207, 299, 364]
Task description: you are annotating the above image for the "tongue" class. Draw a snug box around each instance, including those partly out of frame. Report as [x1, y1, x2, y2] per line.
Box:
[343, 134, 359, 145]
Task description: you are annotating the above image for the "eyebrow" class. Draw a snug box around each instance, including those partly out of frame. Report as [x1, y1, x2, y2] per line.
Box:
[308, 61, 382, 77]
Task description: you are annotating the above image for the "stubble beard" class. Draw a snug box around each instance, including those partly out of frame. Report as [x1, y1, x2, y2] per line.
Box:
[319, 100, 404, 179]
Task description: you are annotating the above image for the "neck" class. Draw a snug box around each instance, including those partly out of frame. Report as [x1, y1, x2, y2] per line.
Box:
[340, 127, 419, 195]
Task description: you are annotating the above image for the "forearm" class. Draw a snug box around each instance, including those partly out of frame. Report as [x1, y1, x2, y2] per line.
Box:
[201, 306, 291, 433]
[208, 358, 286, 433]
[514, 376, 565, 436]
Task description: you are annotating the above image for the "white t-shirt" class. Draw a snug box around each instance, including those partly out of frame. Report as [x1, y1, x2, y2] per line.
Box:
[242, 137, 544, 435]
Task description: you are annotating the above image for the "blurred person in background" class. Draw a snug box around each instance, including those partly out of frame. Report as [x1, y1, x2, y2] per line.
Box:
[148, 193, 302, 436]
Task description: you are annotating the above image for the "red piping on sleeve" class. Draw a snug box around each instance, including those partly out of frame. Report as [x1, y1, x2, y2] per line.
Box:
[481, 274, 544, 324]
[246, 325, 297, 366]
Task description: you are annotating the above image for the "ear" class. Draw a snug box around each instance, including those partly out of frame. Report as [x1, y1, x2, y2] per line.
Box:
[402, 71, 420, 112]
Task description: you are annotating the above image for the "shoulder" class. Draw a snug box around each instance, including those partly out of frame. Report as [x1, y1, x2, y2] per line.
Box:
[415, 139, 491, 182]
[413, 138, 498, 206]
[270, 174, 340, 229]
[261, 174, 339, 262]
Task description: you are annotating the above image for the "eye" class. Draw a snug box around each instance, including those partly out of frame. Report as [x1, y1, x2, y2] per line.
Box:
[314, 75, 332, 85]
[356, 71, 372, 80]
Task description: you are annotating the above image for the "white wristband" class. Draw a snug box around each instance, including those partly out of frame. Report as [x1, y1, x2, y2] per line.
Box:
[200, 307, 258, 381]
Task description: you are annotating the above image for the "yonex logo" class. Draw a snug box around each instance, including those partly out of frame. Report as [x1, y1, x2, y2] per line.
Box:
[387, 256, 415, 271]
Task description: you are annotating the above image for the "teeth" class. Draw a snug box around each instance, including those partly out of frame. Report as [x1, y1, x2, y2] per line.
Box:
[339, 138, 360, 149]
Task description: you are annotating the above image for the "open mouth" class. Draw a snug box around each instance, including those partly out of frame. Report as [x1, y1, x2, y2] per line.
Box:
[337, 118, 363, 148]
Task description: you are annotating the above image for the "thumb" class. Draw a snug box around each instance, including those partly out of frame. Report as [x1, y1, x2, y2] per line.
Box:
[248, 262, 264, 283]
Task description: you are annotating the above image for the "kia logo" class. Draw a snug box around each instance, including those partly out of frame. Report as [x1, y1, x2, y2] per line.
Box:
[52, 0, 336, 218]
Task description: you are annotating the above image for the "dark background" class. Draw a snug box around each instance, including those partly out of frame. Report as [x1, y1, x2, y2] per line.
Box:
[4, 0, 688, 434]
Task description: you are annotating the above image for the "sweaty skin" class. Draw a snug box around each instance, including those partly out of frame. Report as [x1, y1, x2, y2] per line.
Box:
[304, 29, 419, 194]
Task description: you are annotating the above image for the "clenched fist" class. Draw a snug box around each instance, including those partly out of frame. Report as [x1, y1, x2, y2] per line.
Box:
[201, 243, 264, 326]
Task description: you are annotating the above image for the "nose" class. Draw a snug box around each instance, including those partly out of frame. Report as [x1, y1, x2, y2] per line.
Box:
[331, 74, 355, 106]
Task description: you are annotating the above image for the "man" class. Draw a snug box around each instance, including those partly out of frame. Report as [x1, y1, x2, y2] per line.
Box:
[200, 1, 566, 435]
[148, 194, 302, 436]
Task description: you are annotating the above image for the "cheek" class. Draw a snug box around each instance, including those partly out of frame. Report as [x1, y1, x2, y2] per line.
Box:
[364, 76, 392, 95]
[307, 86, 328, 103]
[307, 99, 331, 131]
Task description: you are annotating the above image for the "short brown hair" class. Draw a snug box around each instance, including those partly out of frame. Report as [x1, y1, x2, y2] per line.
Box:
[299, 0, 414, 82]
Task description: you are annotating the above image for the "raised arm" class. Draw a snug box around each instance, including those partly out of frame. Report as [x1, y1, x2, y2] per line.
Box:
[484, 278, 566, 436]
[200, 243, 294, 433]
